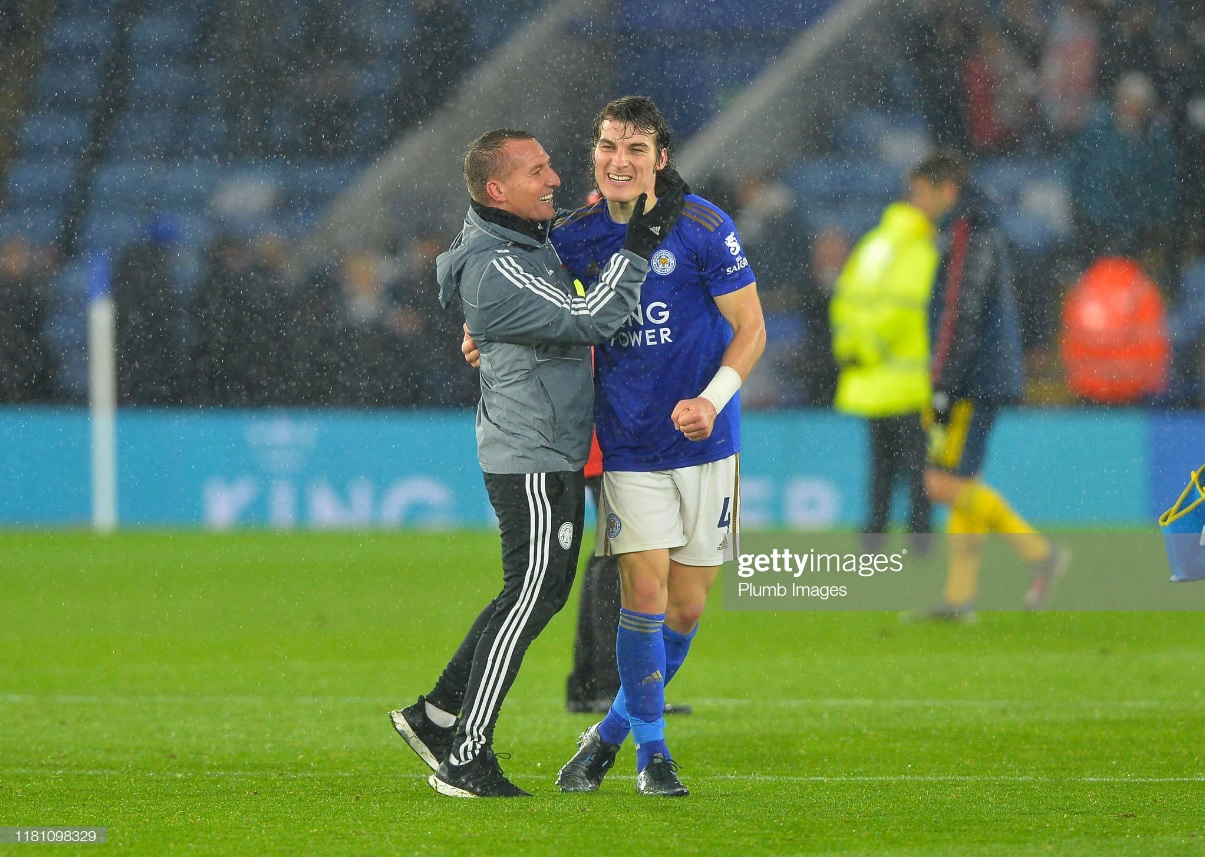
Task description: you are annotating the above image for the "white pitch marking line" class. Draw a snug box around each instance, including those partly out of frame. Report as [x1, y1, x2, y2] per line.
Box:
[4, 770, 1202, 784]
[0, 695, 1185, 709]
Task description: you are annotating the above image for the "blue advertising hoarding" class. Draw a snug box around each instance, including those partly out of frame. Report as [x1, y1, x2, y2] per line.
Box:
[0, 407, 1199, 529]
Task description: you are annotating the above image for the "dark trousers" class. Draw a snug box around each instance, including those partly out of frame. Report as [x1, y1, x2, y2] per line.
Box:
[566, 478, 622, 707]
[866, 414, 931, 539]
[429, 469, 584, 765]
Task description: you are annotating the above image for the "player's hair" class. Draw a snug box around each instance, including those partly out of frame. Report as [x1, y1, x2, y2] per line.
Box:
[591, 95, 674, 166]
[464, 128, 536, 204]
[908, 149, 970, 189]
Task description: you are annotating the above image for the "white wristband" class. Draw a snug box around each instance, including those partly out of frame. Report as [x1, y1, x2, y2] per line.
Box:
[698, 365, 742, 413]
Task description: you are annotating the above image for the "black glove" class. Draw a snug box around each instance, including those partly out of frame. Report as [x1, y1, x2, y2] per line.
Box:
[622, 183, 686, 261]
[654, 165, 692, 197]
[931, 390, 953, 426]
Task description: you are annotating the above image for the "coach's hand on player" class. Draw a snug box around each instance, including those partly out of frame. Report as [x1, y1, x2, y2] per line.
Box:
[670, 397, 717, 441]
[462, 324, 480, 369]
[622, 181, 686, 261]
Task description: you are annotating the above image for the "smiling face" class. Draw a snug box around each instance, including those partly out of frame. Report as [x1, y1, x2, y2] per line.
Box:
[489, 138, 561, 222]
[593, 119, 669, 217]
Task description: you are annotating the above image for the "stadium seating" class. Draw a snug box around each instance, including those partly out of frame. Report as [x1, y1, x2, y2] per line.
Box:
[0, 0, 1116, 405]
[6, 0, 553, 269]
[784, 106, 1074, 261]
[16, 111, 90, 159]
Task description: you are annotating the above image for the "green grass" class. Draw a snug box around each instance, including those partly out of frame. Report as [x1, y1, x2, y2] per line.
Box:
[2, 531, 1203, 855]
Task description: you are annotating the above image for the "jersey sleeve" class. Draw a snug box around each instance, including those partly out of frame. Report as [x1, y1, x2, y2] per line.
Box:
[693, 207, 758, 298]
[463, 246, 647, 346]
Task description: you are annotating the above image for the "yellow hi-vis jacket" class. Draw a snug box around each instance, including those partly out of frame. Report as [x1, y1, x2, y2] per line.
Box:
[830, 202, 938, 417]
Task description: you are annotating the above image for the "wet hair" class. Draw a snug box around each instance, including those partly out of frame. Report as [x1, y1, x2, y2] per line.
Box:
[908, 149, 970, 189]
[590, 96, 673, 165]
[464, 128, 536, 203]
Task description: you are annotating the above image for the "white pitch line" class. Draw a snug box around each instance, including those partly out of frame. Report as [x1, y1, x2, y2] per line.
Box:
[3, 770, 1202, 784]
[709, 774, 1205, 784]
[0, 695, 1186, 709]
[0, 694, 398, 705]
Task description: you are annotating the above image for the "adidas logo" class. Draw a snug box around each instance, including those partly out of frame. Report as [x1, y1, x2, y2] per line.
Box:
[717, 535, 728, 551]
[650, 226, 661, 235]
[641, 670, 664, 686]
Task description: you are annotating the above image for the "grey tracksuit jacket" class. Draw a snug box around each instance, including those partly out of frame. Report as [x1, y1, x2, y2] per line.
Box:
[437, 203, 647, 474]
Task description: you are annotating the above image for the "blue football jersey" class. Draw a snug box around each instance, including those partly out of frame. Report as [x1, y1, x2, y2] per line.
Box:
[552, 195, 757, 471]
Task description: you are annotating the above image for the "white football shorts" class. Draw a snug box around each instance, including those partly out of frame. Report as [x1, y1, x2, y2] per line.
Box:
[597, 455, 739, 566]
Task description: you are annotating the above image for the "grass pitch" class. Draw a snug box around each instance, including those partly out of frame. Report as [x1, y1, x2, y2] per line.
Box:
[2, 531, 1203, 855]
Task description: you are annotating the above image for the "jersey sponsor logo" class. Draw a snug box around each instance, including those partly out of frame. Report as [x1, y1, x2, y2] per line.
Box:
[650, 250, 676, 275]
[606, 513, 622, 540]
[611, 300, 674, 348]
[558, 521, 574, 550]
[612, 327, 673, 347]
[724, 231, 742, 257]
[725, 256, 748, 276]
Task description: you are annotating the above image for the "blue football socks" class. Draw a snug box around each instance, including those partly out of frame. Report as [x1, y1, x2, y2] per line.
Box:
[607, 609, 665, 768]
[598, 616, 698, 771]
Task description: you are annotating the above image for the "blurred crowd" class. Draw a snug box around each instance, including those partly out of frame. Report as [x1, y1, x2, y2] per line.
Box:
[906, 0, 1201, 270]
[0, 224, 478, 408]
[1, 0, 1204, 409]
[734, 0, 1205, 409]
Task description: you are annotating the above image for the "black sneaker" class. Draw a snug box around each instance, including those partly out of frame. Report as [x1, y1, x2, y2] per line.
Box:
[557, 723, 620, 792]
[428, 749, 532, 798]
[1026, 545, 1071, 610]
[389, 696, 454, 771]
[636, 753, 689, 797]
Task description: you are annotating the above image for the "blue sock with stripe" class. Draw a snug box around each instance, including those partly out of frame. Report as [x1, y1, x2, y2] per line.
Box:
[604, 609, 666, 769]
[598, 621, 697, 767]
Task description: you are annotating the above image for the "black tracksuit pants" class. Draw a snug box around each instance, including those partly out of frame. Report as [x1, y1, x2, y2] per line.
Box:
[429, 469, 584, 766]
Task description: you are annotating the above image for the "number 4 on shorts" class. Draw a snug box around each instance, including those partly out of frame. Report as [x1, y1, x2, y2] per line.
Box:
[716, 496, 731, 529]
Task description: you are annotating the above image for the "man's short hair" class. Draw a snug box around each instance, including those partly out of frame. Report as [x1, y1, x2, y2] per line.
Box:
[464, 129, 536, 204]
[591, 95, 674, 163]
[908, 149, 970, 189]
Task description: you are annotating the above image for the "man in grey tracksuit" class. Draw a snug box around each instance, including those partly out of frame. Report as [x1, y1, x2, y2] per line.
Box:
[389, 128, 684, 798]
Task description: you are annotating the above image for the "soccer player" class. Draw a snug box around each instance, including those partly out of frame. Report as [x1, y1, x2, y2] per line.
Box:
[388, 128, 684, 797]
[907, 150, 1069, 619]
[552, 96, 766, 796]
[830, 195, 937, 553]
